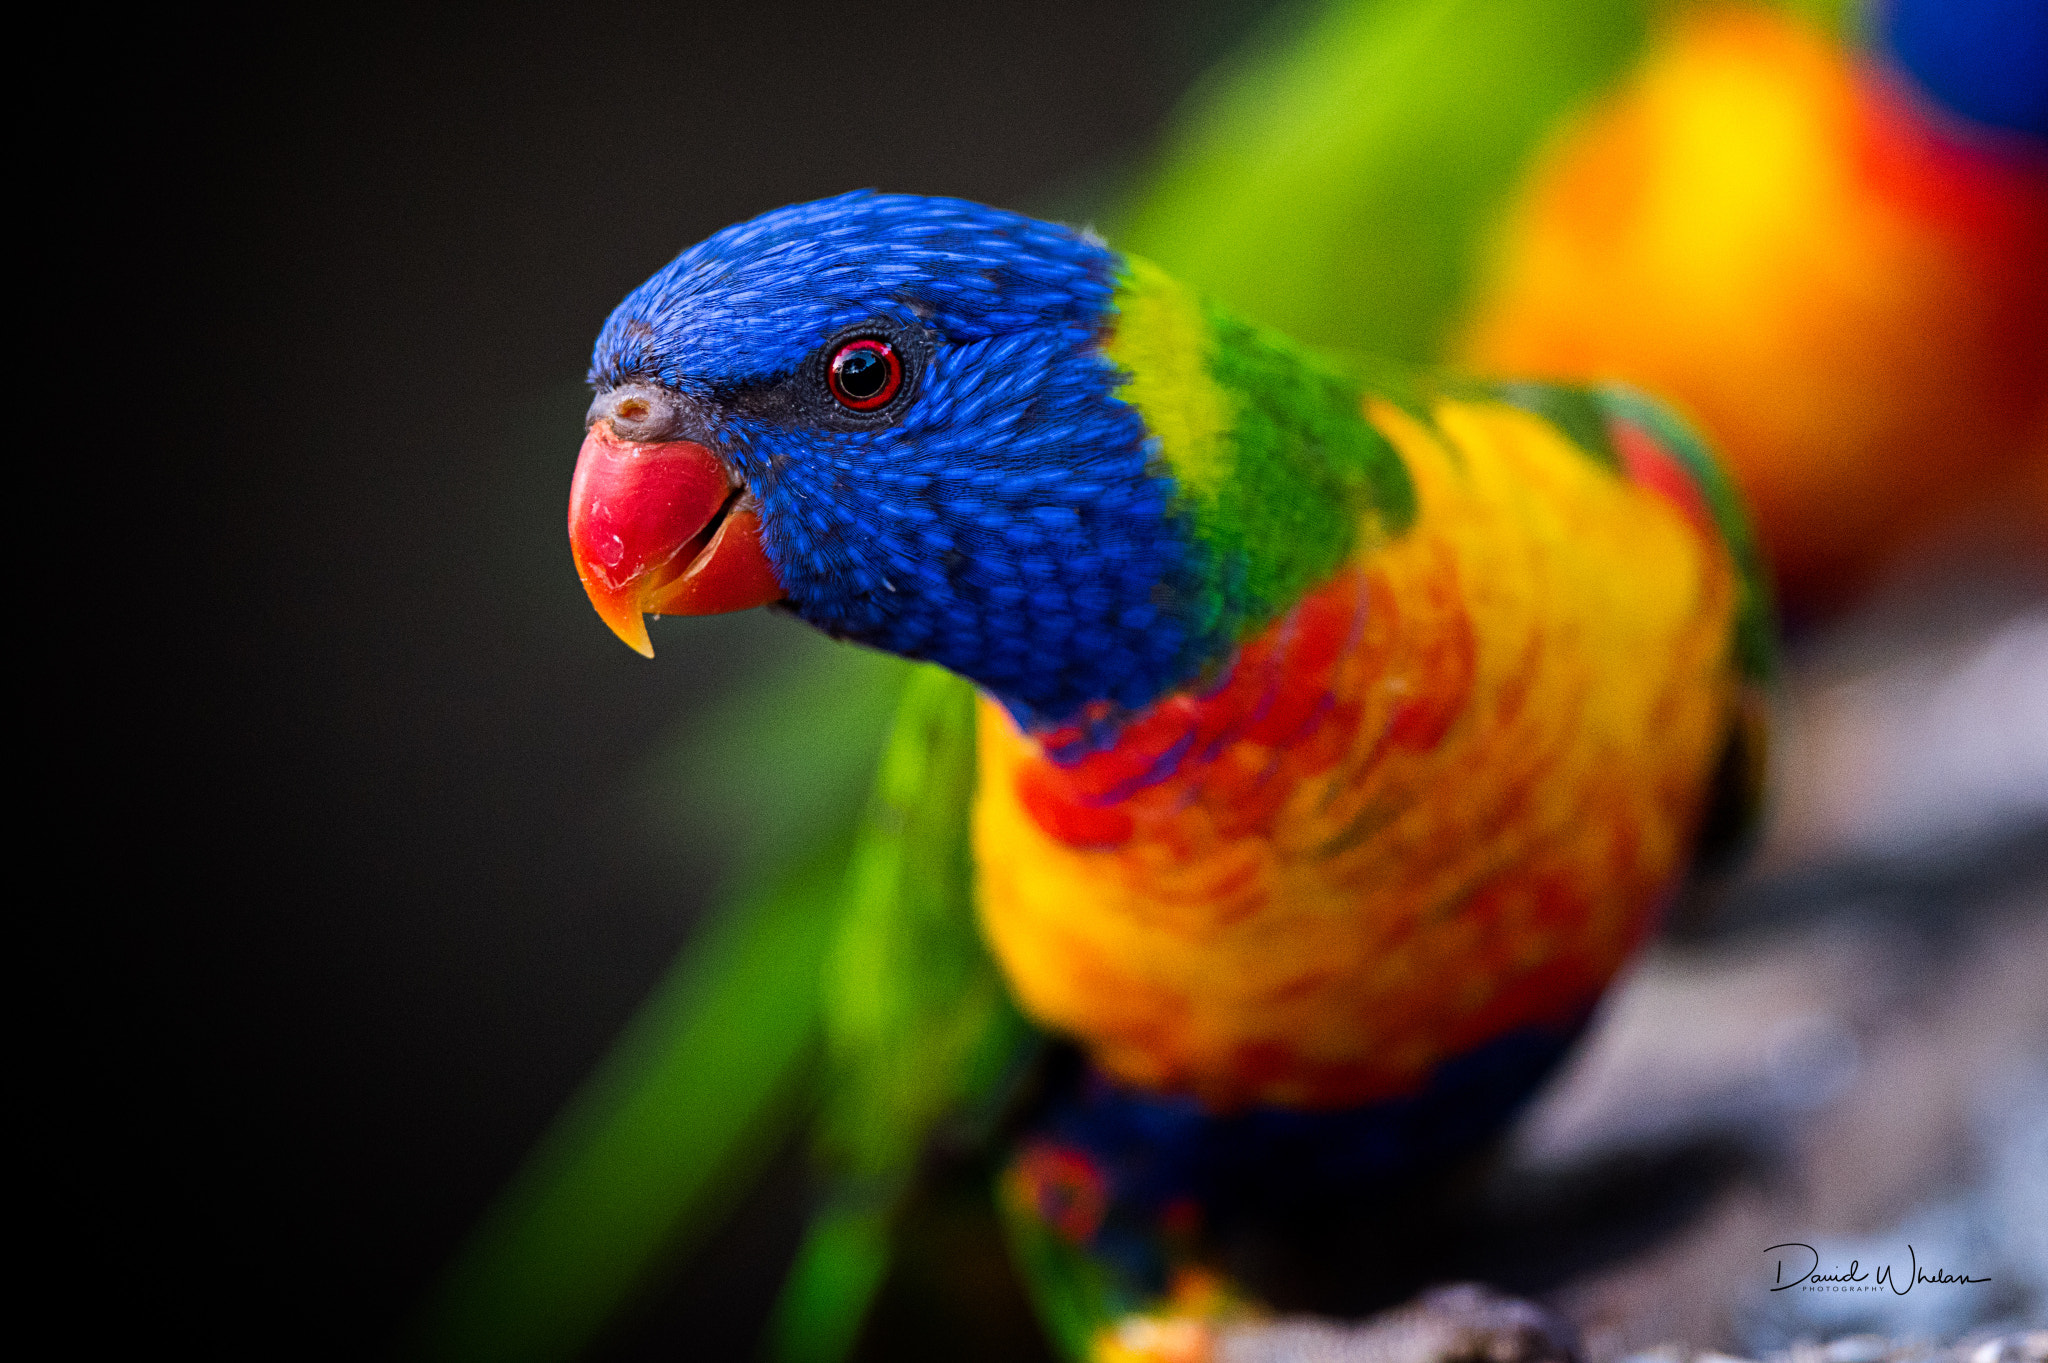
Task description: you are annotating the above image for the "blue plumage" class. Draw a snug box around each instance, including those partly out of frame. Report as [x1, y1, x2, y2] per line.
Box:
[1878, 0, 2048, 137]
[1022, 1022, 1585, 1296]
[588, 192, 1217, 725]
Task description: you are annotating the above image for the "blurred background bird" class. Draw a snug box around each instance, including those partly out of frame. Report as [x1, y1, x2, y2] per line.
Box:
[1118, 0, 2045, 621]
[1456, 2, 2046, 619]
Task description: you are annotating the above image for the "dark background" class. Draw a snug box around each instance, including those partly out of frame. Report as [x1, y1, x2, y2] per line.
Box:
[119, 4, 1276, 1355]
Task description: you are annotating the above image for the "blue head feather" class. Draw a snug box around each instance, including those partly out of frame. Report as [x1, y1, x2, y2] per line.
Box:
[588, 192, 1222, 727]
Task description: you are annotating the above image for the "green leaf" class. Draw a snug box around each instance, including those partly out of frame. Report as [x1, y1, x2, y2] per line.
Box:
[767, 666, 1035, 1362]
[416, 630, 913, 1362]
[817, 666, 1026, 1177]
[765, 1202, 894, 1363]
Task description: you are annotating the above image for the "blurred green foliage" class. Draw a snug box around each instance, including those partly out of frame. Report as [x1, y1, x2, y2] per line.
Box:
[1116, 0, 1656, 361]
[1114, 0, 1853, 362]
[417, 636, 911, 1361]
[418, 840, 847, 1362]
[635, 626, 913, 886]
[770, 666, 1031, 1363]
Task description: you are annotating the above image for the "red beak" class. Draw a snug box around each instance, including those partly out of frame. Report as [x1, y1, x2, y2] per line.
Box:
[567, 420, 785, 656]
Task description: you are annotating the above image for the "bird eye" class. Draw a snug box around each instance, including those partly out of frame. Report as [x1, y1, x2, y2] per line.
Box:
[827, 338, 903, 411]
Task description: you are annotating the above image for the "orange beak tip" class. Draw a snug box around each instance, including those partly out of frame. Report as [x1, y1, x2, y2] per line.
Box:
[617, 616, 656, 659]
[579, 576, 657, 657]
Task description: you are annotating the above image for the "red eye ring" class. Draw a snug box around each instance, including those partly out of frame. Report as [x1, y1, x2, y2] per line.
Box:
[827, 338, 903, 411]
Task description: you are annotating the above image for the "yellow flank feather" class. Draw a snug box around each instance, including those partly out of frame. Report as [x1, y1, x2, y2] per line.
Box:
[972, 395, 1740, 1110]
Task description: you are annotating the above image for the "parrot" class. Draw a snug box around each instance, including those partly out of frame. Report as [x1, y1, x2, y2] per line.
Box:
[554, 189, 1769, 1360]
[418, 0, 2041, 1358]
[1120, 0, 2047, 621]
[1454, 0, 2048, 618]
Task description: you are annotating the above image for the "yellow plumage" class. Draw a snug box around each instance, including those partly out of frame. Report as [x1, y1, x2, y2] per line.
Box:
[973, 395, 1740, 1110]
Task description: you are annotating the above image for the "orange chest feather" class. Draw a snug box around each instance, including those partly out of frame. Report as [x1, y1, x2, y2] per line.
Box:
[972, 397, 1744, 1110]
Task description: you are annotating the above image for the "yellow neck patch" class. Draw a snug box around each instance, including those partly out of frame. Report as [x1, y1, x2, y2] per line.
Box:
[1102, 256, 1234, 501]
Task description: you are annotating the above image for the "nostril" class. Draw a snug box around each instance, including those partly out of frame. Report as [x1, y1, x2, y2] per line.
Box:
[588, 382, 694, 441]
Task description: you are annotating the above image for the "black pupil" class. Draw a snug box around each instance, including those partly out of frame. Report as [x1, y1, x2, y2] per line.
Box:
[835, 346, 889, 401]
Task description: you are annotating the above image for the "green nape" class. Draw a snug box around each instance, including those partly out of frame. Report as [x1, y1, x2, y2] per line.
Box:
[1107, 255, 1415, 651]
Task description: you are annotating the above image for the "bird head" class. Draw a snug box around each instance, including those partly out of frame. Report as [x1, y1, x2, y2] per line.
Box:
[569, 192, 1214, 729]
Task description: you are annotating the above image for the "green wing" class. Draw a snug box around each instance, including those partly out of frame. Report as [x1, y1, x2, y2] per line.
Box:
[769, 665, 1034, 1363]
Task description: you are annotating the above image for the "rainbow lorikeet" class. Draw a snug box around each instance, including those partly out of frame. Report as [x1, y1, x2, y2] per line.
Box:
[423, 3, 2039, 1357]
[1456, 0, 2047, 618]
[1121, 0, 2047, 622]
[546, 191, 1771, 1361]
